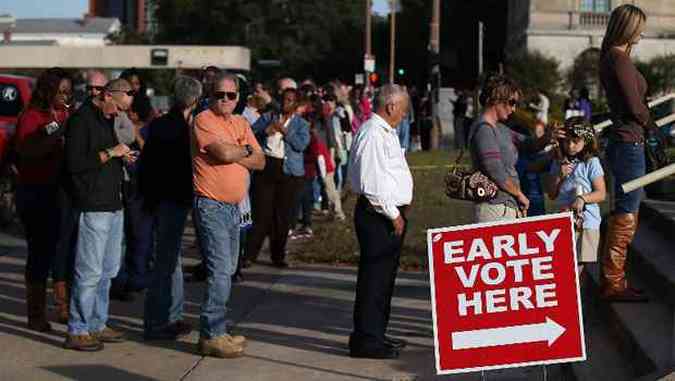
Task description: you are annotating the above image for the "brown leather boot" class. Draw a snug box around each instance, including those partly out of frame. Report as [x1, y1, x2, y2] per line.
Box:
[52, 281, 69, 324]
[600, 213, 647, 302]
[26, 282, 52, 332]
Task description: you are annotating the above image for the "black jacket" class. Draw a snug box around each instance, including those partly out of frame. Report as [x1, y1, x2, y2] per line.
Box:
[138, 107, 193, 210]
[64, 101, 123, 212]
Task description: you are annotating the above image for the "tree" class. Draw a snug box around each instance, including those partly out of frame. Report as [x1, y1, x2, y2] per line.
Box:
[636, 54, 675, 96]
[152, 0, 366, 83]
[506, 51, 564, 121]
[567, 48, 601, 98]
[506, 51, 562, 99]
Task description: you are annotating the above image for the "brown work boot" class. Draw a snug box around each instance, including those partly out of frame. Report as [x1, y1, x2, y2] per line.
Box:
[26, 282, 52, 332]
[91, 327, 126, 343]
[198, 335, 245, 358]
[63, 334, 104, 352]
[600, 213, 648, 302]
[52, 281, 69, 324]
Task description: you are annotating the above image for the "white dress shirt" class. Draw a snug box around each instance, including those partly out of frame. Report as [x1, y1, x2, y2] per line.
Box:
[348, 113, 413, 220]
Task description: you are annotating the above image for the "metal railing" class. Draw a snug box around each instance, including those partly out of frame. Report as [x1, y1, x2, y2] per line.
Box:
[579, 12, 610, 28]
[593, 93, 675, 133]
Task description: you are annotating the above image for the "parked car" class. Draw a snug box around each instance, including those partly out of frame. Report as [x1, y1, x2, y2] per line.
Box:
[0, 74, 34, 226]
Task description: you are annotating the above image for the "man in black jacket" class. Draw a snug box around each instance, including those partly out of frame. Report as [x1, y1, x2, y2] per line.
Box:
[64, 78, 136, 352]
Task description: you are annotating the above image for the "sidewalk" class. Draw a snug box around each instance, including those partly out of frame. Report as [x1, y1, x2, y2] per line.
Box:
[0, 231, 564, 381]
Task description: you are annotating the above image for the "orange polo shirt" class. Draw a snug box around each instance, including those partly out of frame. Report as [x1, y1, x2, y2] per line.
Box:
[192, 109, 261, 204]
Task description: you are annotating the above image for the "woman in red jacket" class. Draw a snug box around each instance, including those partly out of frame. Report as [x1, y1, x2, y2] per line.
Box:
[15, 68, 72, 331]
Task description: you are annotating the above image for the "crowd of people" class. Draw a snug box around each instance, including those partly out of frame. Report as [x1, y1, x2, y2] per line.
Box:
[10, 61, 424, 359]
[7, 1, 653, 365]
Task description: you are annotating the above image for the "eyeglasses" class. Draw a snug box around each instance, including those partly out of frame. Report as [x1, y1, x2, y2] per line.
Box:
[111, 89, 135, 96]
[87, 85, 105, 92]
[214, 91, 238, 101]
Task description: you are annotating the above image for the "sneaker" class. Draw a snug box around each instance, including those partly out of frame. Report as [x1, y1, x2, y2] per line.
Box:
[198, 334, 245, 358]
[91, 327, 125, 343]
[63, 333, 104, 352]
[300, 226, 313, 237]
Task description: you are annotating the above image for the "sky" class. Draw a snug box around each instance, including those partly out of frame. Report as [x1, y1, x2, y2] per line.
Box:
[1, 0, 391, 19]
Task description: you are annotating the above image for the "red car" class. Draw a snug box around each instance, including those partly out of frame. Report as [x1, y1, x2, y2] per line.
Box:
[0, 74, 34, 161]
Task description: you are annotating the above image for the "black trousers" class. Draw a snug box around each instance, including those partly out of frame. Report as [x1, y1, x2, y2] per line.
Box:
[247, 157, 303, 263]
[16, 184, 61, 283]
[350, 196, 406, 350]
[52, 186, 79, 283]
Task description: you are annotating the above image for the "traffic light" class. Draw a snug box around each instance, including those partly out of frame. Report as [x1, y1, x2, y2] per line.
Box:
[397, 68, 405, 76]
[369, 72, 379, 85]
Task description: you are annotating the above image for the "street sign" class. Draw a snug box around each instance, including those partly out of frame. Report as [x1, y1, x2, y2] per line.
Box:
[427, 213, 585, 375]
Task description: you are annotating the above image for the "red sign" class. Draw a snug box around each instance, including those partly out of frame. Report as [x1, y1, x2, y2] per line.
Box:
[427, 213, 586, 375]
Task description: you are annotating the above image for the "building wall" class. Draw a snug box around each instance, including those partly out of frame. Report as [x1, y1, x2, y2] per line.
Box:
[516, 0, 675, 70]
[9, 33, 109, 46]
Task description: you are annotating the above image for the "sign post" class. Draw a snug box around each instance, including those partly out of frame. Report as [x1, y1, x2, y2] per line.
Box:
[427, 213, 586, 375]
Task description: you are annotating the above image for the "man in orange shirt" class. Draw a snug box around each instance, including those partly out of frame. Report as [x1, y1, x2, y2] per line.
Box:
[191, 72, 265, 358]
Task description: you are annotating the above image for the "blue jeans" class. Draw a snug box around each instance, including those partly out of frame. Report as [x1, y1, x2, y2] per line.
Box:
[607, 141, 646, 214]
[68, 210, 124, 335]
[194, 196, 240, 338]
[144, 201, 189, 333]
[398, 118, 411, 152]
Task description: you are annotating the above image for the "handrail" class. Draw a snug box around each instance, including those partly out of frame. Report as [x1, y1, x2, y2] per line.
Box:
[593, 93, 675, 133]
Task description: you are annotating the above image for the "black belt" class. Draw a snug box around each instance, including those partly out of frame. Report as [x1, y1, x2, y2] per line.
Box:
[357, 195, 408, 215]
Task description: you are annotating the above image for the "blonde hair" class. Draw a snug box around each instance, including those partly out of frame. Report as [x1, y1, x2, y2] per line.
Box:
[601, 4, 647, 57]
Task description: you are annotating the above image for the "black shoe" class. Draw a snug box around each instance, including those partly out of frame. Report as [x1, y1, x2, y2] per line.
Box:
[384, 336, 407, 350]
[349, 345, 399, 359]
[110, 283, 135, 302]
[241, 259, 255, 269]
[144, 320, 193, 341]
[272, 260, 289, 268]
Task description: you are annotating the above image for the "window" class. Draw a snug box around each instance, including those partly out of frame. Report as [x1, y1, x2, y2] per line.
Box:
[580, 0, 610, 13]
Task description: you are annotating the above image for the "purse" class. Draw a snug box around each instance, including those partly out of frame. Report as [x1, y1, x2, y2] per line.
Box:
[444, 149, 499, 202]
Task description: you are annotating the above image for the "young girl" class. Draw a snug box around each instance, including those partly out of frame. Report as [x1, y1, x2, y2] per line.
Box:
[546, 116, 606, 277]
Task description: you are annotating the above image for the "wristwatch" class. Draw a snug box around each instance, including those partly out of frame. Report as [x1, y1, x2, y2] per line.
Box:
[244, 144, 254, 157]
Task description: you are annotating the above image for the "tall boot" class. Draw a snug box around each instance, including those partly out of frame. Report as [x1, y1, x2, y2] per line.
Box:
[600, 213, 647, 302]
[52, 281, 69, 324]
[26, 282, 52, 332]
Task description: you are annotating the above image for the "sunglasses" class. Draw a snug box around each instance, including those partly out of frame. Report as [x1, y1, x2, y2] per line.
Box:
[213, 91, 238, 101]
[87, 85, 105, 92]
[111, 89, 135, 96]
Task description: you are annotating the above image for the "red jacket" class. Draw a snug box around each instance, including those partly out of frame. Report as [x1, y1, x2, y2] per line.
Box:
[304, 131, 335, 179]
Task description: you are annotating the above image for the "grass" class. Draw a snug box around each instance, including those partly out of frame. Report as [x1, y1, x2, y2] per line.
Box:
[291, 150, 474, 271]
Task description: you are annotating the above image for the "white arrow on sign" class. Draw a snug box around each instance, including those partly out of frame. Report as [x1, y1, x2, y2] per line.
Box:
[451, 317, 566, 350]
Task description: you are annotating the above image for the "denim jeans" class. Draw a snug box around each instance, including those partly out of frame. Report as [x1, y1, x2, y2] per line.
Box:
[68, 210, 124, 335]
[607, 141, 646, 214]
[194, 196, 240, 338]
[398, 118, 411, 152]
[144, 201, 189, 333]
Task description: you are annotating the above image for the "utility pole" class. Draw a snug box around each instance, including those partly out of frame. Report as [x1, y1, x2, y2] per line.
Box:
[389, 0, 396, 84]
[365, 0, 372, 61]
[365, 0, 372, 86]
[478, 21, 484, 78]
[429, 0, 441, 149]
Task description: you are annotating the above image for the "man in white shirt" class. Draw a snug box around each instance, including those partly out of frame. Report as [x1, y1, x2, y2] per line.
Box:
[347, 84, 413, 359]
